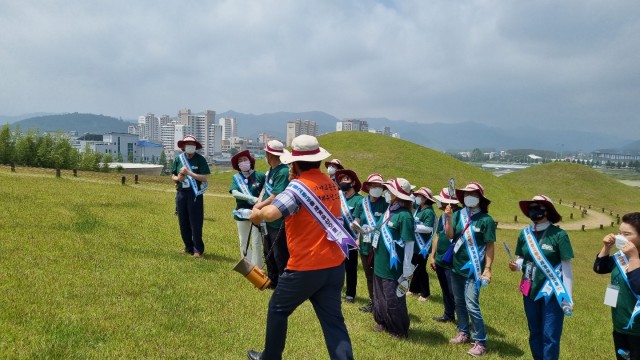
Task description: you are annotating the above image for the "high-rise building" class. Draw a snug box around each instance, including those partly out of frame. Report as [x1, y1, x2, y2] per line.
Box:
[219, 117, 237, 140]
[336, 119, 368, 132]
[286, 119, 317, 146]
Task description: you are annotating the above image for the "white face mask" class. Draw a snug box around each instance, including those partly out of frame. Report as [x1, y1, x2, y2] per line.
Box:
[464, 195, 480, 208]
[369, 187, 383, 198]
[239, 160, 251, 172]
[327, 166, 336, 175]
[615, 234, 629, 250]
[415, 197, 423, 206]
[436, 200, 442, 209]
[184, 145, 196, 154]
[384, 190, 393, 204]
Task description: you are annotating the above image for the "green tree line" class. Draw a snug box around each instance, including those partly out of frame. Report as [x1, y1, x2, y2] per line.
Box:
[0, 124, 112, 172]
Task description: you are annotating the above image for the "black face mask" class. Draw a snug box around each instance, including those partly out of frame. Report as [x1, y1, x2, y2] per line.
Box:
[339, 182, 352, 191]
[528, 208, 546, 222]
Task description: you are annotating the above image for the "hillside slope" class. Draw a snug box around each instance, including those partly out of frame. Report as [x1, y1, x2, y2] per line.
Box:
[318, 132, 531, 221]
[501, 162, 640, 216]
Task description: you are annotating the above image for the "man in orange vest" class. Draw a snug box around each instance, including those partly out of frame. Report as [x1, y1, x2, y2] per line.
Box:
[247, 135, 355, 360]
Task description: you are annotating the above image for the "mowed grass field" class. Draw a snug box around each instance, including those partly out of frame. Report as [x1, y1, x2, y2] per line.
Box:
[2, 133, 640, 359]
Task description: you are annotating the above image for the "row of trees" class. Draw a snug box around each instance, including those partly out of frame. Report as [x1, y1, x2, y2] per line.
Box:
[0, 124, 169, 172]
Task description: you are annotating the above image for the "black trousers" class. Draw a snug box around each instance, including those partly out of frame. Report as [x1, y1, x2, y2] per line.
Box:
[175, 190, 204, 253]
[373, 274, 410, 337]
[409, 253, 430, 297]
[613, 330, 640, 360]
[262, 265, 354, 360]
[435, 263, 456, 320]
[344, 248, 359, 298]
[360, 253, 374, 302]
[263, 224, 289, 286]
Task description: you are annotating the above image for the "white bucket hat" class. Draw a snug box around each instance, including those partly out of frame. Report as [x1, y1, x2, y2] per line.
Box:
[433, 187, 459, 204]
[264, 140, 288, 156]
[383, 178, 414, 201]
[280, 135, 331, 164]
[413, 187, 436, 203]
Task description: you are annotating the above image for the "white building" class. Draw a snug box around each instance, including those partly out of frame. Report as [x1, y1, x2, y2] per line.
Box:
[336, 119, 369, 132]
[286, 119, 318, 146]
[219, 117, 238, 140]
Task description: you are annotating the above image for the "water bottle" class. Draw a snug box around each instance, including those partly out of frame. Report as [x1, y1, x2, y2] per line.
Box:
[617, 349, 630, 360]
[233, 208, 253, 219]
[561, 300, 573, 316]
[480, 276, 489, 287]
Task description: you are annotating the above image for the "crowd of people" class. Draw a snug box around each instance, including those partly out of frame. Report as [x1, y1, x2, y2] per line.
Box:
[170, 134, 640, 360]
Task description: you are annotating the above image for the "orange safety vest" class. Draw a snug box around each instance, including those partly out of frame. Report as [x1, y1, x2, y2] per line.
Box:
[285, 168, 346, 271]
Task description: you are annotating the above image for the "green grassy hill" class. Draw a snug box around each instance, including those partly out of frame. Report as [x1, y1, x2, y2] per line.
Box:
[501, 162, 640, 216]
[318, 132, 533, 222]
[0, 143, 634, 359]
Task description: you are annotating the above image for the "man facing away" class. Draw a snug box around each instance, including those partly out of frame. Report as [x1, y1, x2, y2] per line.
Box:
[247, 135, 355, 360]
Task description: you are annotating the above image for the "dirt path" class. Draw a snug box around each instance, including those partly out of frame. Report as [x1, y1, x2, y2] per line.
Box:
[498, 203, 614, 231]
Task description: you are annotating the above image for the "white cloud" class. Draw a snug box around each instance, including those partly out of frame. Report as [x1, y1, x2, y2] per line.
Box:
[0, 0, 638, 138]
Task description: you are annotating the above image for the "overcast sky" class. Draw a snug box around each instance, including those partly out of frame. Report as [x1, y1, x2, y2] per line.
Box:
[1, 1, 638, 137]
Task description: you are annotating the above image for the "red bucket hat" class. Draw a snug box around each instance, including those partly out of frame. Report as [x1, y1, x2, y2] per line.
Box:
[335, 169, 362, 193]
[455, 182, 491, 206]
[413, 187, 435, 203]
[231, 150, 255, 171]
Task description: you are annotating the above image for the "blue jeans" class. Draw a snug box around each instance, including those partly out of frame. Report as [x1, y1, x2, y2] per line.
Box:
[523, 296, 564, 360]
[451, 272, 487, 343]
[262, 265, 354, 360]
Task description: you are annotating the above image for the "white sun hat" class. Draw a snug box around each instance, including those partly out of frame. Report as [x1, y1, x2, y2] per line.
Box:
[280, 135, 331, 164]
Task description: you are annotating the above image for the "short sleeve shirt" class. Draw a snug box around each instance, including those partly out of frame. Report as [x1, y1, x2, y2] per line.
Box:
[171, 153, 211, 189]
[229, 171, 265, 221]
[353, 196, 387, 255]
[515, 224, 574, 300]
[374, 207, 415, 281]
[414, 206, 436, 254]
[451, 209, 496, 277]
[262, 164, 290, 228]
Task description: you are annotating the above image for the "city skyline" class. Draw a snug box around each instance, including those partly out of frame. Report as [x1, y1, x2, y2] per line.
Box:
[1, 1, 638, 139]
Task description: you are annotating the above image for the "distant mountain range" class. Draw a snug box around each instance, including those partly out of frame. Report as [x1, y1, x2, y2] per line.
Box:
[4, 111, 638, 153]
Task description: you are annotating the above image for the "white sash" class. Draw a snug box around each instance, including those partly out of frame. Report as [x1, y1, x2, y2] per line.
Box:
[414, 208, 437, 259]
[523, 226, 573, 309]
[613, 250, 640, 329]
[233, 173, 252, 197]
[375, 208, 401, 270]
[339, 191, 357, 238]
[459, 208, 484, 289]
[288, 180, 357, 258]
[264, 169, 273, 196]
[361, 197, 377, 244]
[179, 153, 207, 197]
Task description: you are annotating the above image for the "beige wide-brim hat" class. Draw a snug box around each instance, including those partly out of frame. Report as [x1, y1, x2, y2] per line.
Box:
[433, 187, 459, 204]
[362, 173, 384, 193]
[413, 187, 436, 203]
[324, 158, 344, 170]
[383, 178, 414, 201]
[280, 135, 331, 164]
[519, 194, 562, 224]
[264, 140, 289, 157]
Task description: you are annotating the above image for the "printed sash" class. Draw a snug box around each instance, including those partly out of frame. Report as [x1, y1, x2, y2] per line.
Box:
[523, 226, 573, 309]
[361, 197, 377, 244]
[288, 180, 357, 258]
[339, 191, 357, 237]
[613, 250, 640, 329]
[233, 173, 252, 197]
[375, 208, 401, 270]
[459, 208, 485, 289]
[413, 209, 437, 259]
[179, 153, 207, 197]
[264, 170, 273, 196]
